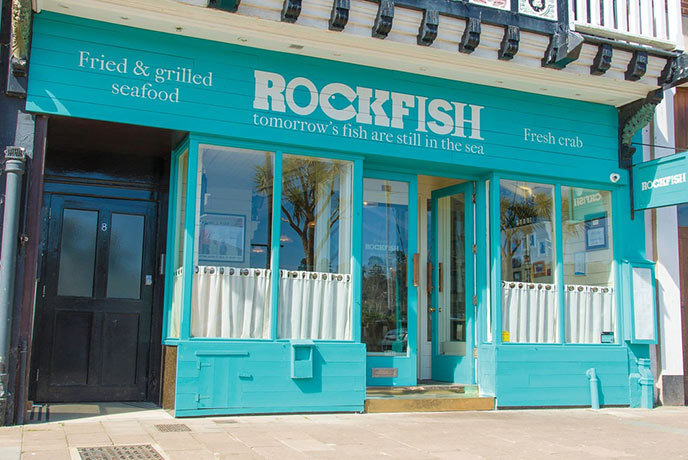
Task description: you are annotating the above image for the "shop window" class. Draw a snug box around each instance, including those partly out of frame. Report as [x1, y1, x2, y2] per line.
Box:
[500, 180, 558, 343]
[190, 146, 273, 338]
[277, 155, 353, 340]
[168, 149, 188, 339]
[561, 187, 616, 344]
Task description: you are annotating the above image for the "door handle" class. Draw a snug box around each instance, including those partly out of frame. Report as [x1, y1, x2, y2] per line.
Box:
[438, 262, 443, 293]
[413, 253, 420, 287]
[427, 262, 433, 293]
[429, 307, 435, 313]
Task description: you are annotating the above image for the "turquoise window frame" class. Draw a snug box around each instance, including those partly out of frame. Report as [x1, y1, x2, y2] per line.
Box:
[491, 173, 624, 347]
[162, 136, 189, 344]
[621, 259, 658, 344]
[162, 133, 363, 344]
[475, 178, 491, 345]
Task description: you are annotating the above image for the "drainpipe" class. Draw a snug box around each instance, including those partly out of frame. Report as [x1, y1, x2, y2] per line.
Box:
[586, 367, 600, 409]
[0, 147, 27, 425]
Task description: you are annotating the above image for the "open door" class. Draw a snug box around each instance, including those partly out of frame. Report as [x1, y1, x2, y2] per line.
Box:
[430, 182, 474, 383]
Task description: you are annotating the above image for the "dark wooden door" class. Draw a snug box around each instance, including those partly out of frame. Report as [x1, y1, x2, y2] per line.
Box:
[679, 227, 688, 404]
[35, 194, 157, 402]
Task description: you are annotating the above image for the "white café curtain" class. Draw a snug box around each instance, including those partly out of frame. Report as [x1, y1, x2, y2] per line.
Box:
[191, 266, 271, 338]
[279, 270, 352, 340]
[502, 282, 559, 343]
[565, 285, 616, 343]
[169, 267, 183, 338]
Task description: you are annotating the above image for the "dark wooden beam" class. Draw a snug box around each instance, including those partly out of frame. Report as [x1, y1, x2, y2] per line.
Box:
[542, 30, 584, 69]
[329, 0, 350, 31]
[590, 44, 613, 75]
[372, 0, 394, 39]
[281, 0, 302, 23]
[417, 9, 439, 46]
[498, 25, 520, 61]
[625, 50, 648, 81]
[459, 16, 481, 54]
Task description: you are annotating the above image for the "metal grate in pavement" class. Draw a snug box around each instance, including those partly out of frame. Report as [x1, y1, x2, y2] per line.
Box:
[77, 445, 164, 460]
[154, 423, 191, 432]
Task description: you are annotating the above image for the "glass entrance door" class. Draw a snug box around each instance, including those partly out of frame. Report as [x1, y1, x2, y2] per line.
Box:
[362, 173, 417, 386]
[431, 182, 474, 383]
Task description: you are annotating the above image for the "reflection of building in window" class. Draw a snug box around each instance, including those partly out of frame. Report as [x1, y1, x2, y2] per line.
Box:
[361, 179, 409, 354]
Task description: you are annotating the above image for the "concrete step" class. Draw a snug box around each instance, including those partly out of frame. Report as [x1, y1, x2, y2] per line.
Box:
[365, 384, 494, 413]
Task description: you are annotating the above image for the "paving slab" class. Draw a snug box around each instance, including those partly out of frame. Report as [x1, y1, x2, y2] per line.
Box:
[5, 405, 688, 459]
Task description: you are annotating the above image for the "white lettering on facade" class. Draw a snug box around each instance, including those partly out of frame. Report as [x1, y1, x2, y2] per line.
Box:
[253, 70, 484, 140]
[78, 50, 213, 104]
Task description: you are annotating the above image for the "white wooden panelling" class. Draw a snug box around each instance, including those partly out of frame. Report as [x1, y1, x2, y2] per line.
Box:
[602, 0, 614, 30]
[590, 0, 601, 26]
[575, 0, 588, 23]
[35, 0, 668, 107]
[615, 0, 628, 36]
[653, 0, 667, 41]
[640, 0, 653, 37]
[574, 0, 678, 49]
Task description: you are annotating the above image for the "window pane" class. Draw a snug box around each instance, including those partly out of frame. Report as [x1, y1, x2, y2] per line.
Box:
[437, 193, 466, 356]
[361, 179, 408, 354]
[169, 150, 188, 339]
[191, 146, 274, 339]
[485, 180, 492, 343]
[562, 187, 616, 343]
[58, 209, 98, 297]
[107, 213, 144, 299]
[278, 155, 353, 340]
[500, 180, 557, 343]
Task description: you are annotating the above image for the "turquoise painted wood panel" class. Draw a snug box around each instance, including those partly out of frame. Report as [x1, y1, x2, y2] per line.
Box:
[494, 346, 630, 407]
[477, 345, 496, 396]
[28, 13, 622, 184]
[175, 341, 366, 416]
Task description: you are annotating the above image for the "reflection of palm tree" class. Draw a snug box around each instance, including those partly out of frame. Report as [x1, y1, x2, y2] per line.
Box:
[255, 157, 345, 270]
[501, 187, 552, 280]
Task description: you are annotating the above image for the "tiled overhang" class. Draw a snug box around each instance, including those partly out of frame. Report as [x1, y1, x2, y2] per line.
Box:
[33, 0, 685, 106]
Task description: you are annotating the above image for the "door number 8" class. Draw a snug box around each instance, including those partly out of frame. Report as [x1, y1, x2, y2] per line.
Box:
[101, 223, 108, 231]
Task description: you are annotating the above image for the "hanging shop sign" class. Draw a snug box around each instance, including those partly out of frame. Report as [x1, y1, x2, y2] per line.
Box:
[632, 152, 688, 211]
[27, 12, 619, 182]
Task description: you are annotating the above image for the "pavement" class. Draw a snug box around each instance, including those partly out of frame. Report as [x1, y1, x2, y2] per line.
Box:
[1, 403, 688, 459]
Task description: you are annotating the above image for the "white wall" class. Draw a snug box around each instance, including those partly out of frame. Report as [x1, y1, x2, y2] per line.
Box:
[646, 90, 685, 400]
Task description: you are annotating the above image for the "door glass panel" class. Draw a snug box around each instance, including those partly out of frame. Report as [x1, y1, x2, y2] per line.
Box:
[437, 194, 466, 356]
[362, 178, 409, 355]
[57, 209, 98, 297]
[169, 150, 188, 339]
[107, 213, 145, 299]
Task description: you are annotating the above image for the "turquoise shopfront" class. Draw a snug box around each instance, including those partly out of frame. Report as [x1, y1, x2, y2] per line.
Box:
[26, 11, 657, 415]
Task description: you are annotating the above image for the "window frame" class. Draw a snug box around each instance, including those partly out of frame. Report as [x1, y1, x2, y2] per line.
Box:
[491, 172, 623, 347]
[163, 134, 363, 344]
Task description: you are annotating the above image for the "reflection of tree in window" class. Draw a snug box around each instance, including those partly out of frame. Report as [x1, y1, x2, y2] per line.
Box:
[501, 183, 553, 282]
[255, 157, 345, 272]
